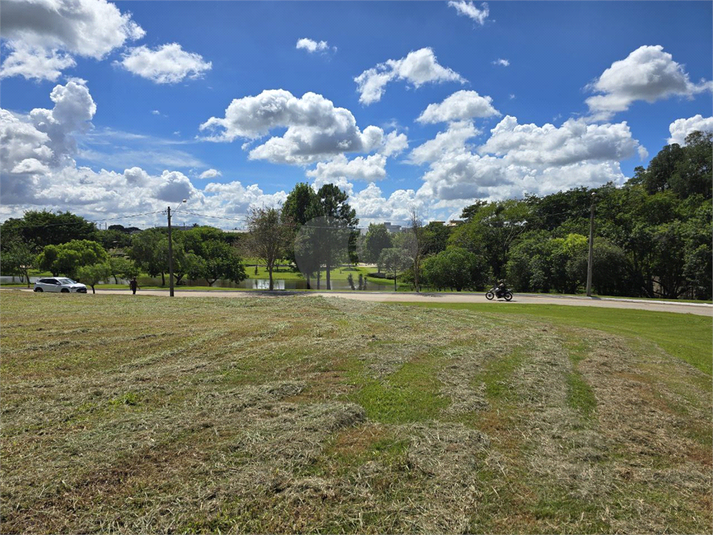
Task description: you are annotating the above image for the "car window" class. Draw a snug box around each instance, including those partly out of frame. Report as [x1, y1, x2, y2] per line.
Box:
[58, 278, 74, 284]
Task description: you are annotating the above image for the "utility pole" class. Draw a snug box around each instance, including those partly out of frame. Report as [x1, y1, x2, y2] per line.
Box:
[586, 192, 595, 297]
[167, 206, 174, 297]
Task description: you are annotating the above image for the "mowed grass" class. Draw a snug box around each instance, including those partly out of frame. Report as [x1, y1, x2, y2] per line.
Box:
[1, 291, 711, 534]
[404, 302, 713, 375]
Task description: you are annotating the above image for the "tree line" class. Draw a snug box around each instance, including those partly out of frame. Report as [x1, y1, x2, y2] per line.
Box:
[1, 131, 710, 299]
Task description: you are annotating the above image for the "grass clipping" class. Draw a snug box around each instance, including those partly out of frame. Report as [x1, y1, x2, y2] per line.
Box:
[1, 291, 711, 534]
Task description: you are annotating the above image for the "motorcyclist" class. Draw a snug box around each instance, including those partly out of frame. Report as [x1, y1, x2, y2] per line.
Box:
[496, 279, 506, 298]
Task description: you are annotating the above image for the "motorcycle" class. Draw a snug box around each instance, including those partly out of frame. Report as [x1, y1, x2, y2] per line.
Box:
[485, 286, 513, 301]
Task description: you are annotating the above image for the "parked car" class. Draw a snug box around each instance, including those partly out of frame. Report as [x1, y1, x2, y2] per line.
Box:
[33, 277, 87, 293]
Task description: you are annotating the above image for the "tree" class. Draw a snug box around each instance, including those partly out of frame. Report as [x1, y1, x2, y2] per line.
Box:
[451, 199, 530, 279]
[378, 247, 410, 291]
[363, 224, 392, 272]
[0, 241, 36, 287]
[244, 207, 292, 291]
[200, 239, 246, 286]
[408, 209, 425, 292]
[77, 263, 112, 294]
[36, 240, 110, 279]
[109, 256, 139, 284]
[0, 211, 98, 250]
[310, 184, 358, 290]
[282, 182, 319, 226]
[422, 248, 483, 291]
[129, 229, 169, 285]
[421, 222, 452, 257]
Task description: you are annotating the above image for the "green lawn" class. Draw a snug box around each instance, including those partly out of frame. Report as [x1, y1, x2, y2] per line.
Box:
[1, 292, 711, 533]
[402, 302, 713, 375]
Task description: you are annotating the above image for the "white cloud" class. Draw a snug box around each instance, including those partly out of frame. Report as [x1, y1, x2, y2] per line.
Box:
[354, 48, 466, 105]
[492, 58, 509, 67]
[668, 115, 713, 145]
[199, 168, 222, 180]
[0, 79, 294, 226]
[380, 131, 409, 157]
[586, 45, 712, 121]
[202, 181, 287, 215]
[416, 90, 500, 124]
[152, 110, 161, 116]
[0, 43, 76, 82]
[349, 183, 427, 225]
[409, 114, 644, 204]
[200, 90, 385, 164]
[306, 154, 387, 183]
[448, 1, 490, 25]
[119, 44, 212, 84]
[0, 0, 144, 81]
[409, 121, 481, 165]
[296, 38, 334, 54]
[479, 116, 644, 166]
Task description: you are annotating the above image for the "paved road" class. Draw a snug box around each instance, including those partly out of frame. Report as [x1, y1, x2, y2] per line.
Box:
[81, 288, 713, 316]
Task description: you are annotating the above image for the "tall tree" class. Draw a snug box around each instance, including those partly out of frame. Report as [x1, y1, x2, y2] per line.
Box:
[310, 184, 358, 290]
[129, 229, 169, 286]
[36, 240, 110, 279]
[363, 223, 392, 272]
[1, 211, 98, 250]
[244, 207, 293, 291]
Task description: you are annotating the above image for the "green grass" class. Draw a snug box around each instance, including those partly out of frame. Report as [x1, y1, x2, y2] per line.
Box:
[1, 292, 710, 534]
[402, 302, 713, 375]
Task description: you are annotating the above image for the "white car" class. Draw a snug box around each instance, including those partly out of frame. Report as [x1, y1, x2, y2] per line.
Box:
[34, 277, 88, 293]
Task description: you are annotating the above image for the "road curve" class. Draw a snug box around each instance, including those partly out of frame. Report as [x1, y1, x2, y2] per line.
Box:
[79, 288, 713, 316]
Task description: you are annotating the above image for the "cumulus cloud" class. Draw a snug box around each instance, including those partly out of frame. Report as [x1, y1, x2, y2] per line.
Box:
[199, 168, 222, 180]
[479, 116, 644, 166]
[119, 43, 212, 84]
[354, 48, 466, 105]
[417, 90, 500, 124]
[199, 90, 385, 164]
[0, 79, 293, 226]
[202, 181, 287, 215]
[380, 131, 409, 157]
[0, 43, 77, 82]
[296, 38, 335, 54]
[0, 0, 144, 81]
[350, 183, 426, 225]
[409, 121, 481, 165]
[668, 115, 713, 145]
[448, 1, 490, 25]
[586, 45, 712, 121]
[409, 114, 644, 204]
[492, 58, 509, 67]
[306, 154, 387, 183]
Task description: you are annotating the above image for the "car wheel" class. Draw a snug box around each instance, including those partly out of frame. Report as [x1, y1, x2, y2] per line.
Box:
[61, 288, 70, 293]
[34, 288, 43, 292]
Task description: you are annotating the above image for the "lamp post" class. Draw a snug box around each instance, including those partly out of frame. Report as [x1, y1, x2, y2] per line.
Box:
[167, 199, 187, 297]
[586, 192, 596, 297]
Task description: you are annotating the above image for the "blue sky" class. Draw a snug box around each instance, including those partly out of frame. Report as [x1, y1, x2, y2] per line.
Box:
[1, 1, 711, 229]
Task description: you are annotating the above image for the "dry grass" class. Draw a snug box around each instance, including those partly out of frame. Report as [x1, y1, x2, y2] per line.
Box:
[1, 291, 711, 533]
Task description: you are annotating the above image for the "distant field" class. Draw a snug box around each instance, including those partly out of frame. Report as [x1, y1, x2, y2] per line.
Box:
[1, 292, 710, 533]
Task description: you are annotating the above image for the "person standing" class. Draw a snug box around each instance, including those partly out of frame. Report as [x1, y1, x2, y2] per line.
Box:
[129, 277, 139, 295]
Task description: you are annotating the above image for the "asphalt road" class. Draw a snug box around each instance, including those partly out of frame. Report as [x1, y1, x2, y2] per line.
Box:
[76, 288, 713, 316]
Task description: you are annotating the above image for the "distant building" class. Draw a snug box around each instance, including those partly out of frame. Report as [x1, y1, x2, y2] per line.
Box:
[383, 222, 402, 233]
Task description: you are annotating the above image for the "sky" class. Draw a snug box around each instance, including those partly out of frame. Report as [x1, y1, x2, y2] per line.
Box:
[1, 0, 711, 230]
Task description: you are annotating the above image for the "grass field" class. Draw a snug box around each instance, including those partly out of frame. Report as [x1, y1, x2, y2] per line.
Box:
[1, 292, 711, 533]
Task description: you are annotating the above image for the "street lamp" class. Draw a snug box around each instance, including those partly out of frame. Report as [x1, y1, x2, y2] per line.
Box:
[586, 191, 596, 297]
[167, 199, 187, 297]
